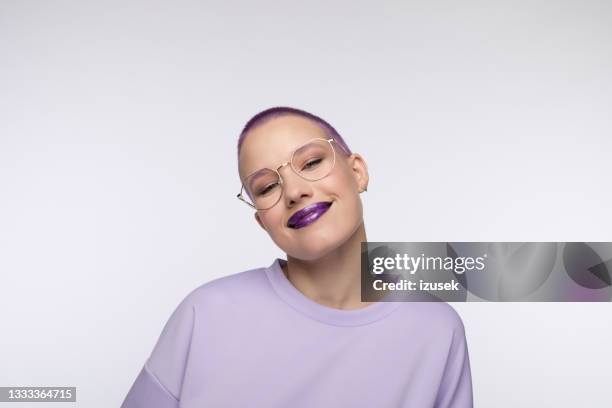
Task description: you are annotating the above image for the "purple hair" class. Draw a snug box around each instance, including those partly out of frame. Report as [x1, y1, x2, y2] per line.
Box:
[237, 107, 352, 163]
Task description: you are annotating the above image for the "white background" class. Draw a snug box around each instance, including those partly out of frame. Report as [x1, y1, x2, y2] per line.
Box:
[1, 1, 611, 406]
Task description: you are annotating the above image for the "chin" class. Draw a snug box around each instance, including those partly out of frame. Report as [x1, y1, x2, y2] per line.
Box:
[285, 228, 356, 261]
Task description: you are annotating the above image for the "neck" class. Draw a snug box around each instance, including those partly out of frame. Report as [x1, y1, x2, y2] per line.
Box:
[283, 222, 376, 310]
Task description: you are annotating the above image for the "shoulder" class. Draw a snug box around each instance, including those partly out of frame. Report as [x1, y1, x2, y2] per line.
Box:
[144, 264, 272, 396]
[428, 302, 466, 331]
[173, 264, 271, 314]
[393, 300, 467, 338]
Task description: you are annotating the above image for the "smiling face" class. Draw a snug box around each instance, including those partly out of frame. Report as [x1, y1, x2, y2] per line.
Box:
[238, 114, 369, 261]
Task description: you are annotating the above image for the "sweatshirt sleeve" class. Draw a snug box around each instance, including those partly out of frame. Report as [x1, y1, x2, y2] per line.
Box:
[434, 316, 474, 408]
[121, 296, 196, 408]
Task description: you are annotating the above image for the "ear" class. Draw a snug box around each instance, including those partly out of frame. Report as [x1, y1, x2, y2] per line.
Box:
[348, 153, 369, 192]
[254, 212, 267, 231]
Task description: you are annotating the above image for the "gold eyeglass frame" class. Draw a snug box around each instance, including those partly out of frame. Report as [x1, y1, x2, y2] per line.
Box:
[237, 138, 345, 210]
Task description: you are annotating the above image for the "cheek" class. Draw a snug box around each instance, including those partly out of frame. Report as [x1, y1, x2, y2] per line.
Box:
[327, 173, 359, 208]
[327, 164, 358, 193]
[335, 195, 363, 229]
[258, 209, 286, 234]
[331, 178, 364, 227]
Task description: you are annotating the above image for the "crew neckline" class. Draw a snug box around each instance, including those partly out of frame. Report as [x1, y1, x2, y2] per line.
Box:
[264, 258, 403, 327]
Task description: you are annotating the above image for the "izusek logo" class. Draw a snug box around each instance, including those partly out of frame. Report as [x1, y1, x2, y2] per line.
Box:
[372, 253, 487, 275]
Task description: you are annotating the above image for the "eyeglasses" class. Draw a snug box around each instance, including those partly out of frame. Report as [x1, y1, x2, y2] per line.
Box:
[237, 138, 346, 210]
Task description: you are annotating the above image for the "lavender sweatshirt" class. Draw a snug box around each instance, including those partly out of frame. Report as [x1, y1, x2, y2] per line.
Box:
[121, 258, 473, 407]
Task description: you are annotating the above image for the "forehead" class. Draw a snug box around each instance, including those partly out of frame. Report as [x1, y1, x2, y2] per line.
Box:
[238, 115, 327, 179]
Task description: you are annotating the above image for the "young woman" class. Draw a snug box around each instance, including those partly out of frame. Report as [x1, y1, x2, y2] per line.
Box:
[121, 107, 473, 407]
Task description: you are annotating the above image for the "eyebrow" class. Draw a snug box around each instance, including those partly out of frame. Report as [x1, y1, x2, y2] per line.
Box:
[247, 169, 269, 183]
[242, 153, 289, 182]
[243, 167, 277, 189]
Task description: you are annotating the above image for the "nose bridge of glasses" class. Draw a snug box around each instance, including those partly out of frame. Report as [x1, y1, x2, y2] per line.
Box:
[275, 161, 291, 174]
[279, 159, 309, 182]
[276, 159, 310, 194]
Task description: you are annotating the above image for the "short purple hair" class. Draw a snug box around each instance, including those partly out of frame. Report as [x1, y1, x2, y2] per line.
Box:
[237, 107, 352, 163]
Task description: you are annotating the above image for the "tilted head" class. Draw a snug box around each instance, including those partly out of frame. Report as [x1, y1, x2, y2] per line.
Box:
[237, 107, 369, 261]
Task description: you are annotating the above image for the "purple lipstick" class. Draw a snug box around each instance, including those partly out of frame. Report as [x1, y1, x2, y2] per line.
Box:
[287, 202, 333, 229]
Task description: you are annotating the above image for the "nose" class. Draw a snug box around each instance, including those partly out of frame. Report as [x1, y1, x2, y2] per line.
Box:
[278, 165, 312, 207]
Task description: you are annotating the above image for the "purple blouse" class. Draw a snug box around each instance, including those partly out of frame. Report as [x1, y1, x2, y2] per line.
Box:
[122, 258, 473, 407]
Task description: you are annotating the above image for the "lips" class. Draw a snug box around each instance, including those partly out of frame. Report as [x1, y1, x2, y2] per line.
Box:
[287, 201, 333, 229]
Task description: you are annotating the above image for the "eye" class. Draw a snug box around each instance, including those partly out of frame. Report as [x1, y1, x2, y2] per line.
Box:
[257, 182, 280, 196]
[302, 158, 322, 171]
